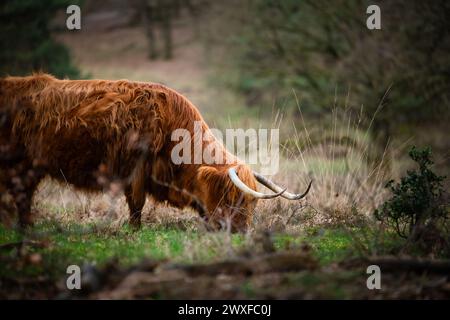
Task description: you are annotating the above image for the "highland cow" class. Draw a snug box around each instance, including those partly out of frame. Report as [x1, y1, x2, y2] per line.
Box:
[0, 73, 311, 231]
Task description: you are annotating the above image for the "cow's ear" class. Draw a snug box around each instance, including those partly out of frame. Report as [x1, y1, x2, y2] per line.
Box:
[197, 166, 234, 204]
[197, 166, 219, 183]
[197, 165, 229, 188]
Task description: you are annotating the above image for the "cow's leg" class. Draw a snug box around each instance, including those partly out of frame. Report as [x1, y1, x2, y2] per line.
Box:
[122, 155, 147, 229]
[10, 165, 44, 229]
[16, 187, 36, 228]
[125, 185, 145, 229]
[124, 161, 146, 229]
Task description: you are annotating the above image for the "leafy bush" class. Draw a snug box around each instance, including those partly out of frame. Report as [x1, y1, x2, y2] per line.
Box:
[375, 147, 448, 254]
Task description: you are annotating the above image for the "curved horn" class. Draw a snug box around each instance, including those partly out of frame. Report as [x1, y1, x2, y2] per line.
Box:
[228, 167, 286, 199]
[253, 172, 312, 200]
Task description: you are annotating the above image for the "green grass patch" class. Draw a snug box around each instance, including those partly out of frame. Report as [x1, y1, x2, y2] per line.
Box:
[0, 221, 243, 280]
[0, 221, 399, 282]
[274, 228, 355, 265]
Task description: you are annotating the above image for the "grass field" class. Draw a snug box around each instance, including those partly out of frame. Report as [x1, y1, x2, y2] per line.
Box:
[1, 220, 405, 299]
[2, 11, 448, 300]
[0, 221, 364, 273]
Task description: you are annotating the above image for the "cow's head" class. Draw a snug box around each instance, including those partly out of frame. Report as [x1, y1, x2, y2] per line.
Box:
[195, 163, 312, 231]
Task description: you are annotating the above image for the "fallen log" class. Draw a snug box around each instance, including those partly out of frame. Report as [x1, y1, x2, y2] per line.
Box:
[163, 251, 318, 277]
[366, 256, 450, 275]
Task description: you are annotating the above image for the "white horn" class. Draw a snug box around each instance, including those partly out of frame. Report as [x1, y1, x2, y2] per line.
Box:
[228, 167, 286, 199]
[253, 172, 312, 200]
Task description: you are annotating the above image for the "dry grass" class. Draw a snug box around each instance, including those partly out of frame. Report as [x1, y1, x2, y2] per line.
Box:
[34, 178, 204, 232]
[249, 100, 394, 234]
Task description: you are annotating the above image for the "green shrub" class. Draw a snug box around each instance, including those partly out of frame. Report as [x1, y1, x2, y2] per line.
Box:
[374, 147, 448, 255]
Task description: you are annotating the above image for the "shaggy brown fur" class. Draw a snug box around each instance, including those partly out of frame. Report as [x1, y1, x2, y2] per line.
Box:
[0, 73, 258, 231]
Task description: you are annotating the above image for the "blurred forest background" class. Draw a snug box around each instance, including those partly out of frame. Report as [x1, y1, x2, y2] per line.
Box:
[1, 0, 448, 173]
